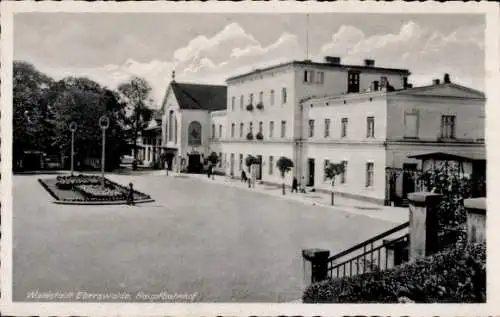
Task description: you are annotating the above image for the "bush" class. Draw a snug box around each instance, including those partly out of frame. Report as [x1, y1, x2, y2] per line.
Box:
[256, 132, 263, 140]
[246, 132, 254, 140]
[149, 160, 164, 170]
[246, 104, 254, 111]
[256, 102, 264, 110]
[302, 242, 486, 303]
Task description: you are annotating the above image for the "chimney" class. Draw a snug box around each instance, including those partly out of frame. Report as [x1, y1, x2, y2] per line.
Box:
[433, 79, 440, 85]
[443, 73, 451, 84]
[325, 56, 341, 65]
[364, 59, 375, 67]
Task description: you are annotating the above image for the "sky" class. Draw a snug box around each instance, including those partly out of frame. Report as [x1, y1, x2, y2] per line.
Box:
[14, 13, 485, 107]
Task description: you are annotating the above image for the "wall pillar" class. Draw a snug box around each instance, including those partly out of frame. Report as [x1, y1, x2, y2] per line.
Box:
[465, 198, 486, 244]
[302, 248, 330, 287]
[408, 192, 442, 261]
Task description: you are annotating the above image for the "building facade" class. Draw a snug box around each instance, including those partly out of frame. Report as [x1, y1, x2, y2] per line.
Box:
[160, 79, 227, 173]
[159, 58, 485, 204]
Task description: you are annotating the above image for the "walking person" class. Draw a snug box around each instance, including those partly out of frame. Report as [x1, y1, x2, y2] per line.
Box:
[126, 182, 135, 206]
[207, 164, 212, 179]
[241, 170, 247, 183]
[291, 177, 298, 193]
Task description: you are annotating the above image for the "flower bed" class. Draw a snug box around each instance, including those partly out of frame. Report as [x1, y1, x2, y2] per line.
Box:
[75, 184, 127, 201]
[302, 242, 486, 303]
[40, 174, 152, 204]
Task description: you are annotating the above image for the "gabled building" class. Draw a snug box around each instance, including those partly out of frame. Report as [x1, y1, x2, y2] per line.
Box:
[160, 73, 227, 173]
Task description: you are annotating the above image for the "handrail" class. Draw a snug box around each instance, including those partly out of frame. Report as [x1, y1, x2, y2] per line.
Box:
[328, 221, 410, 262]
[329, 234, 409, 271]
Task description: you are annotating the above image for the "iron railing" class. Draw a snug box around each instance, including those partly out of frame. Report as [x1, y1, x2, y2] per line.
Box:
[327, 221, 410, 279]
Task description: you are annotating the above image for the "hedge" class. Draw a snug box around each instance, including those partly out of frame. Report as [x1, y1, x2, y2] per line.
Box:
[303, 242, 486, 303]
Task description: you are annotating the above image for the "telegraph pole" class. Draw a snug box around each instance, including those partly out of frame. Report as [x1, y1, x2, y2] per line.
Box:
[99, 115, 110, 187]
[69, 122, 77, 176]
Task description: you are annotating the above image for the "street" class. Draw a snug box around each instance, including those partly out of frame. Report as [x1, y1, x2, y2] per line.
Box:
[13, 173, 398, 302]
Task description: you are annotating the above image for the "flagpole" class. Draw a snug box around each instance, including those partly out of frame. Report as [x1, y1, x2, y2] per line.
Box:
[306, 13, 310, 60]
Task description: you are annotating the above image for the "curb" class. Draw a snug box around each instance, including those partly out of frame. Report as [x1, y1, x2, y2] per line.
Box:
[53, 198, 155, 206]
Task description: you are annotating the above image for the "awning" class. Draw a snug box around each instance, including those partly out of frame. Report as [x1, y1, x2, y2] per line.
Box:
[408, 151, 485, 162]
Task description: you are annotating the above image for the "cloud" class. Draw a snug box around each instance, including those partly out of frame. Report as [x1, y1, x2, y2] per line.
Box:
[320, 21, 484, 89]
[35, 21, 485, 108]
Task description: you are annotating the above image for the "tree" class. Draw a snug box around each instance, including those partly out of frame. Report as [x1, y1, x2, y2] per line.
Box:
[245, 154, 258, 188]
[208, 152, 219, 167]
[276, 156, 294, 195]
[48, 76, 127, 171]
[324, 162, 345, 205]
[117, 76, 154, 170]
[13, 61, 55, 170]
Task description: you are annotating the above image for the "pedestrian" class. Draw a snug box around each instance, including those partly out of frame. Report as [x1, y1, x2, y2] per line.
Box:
[241, 170, 247, 182]
[126, 182, 135, 206]
[291, 177, 298, 193]
[207, 164, 212, 179]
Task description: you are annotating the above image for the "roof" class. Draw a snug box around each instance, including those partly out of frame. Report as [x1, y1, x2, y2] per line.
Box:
[171, 82, 227, 111]
[394, 82, 485, 99]
[408, 151, 486, 162]
[226, 60, 410, 82]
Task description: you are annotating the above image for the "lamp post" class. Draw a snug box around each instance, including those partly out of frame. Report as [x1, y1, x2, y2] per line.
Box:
[69, 122, 77, 176]
[99, 115, 110, 187]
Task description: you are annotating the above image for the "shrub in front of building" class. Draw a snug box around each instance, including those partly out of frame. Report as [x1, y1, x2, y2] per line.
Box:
[256, 132, 263, 140]
[246, 132, 254, 140]
[256, 102, 264, 110]
[302, 242, 486, 303]
[246, 104, 254, 111]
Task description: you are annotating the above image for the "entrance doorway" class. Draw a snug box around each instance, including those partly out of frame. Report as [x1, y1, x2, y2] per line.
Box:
[188, 153, 202, 173]
[308, 158, 315, 187]
[402, 163, 417, 199]
[256, 155, 263, 180]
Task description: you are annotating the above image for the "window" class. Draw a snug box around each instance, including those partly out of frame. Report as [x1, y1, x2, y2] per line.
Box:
[270, 90, 275, 105]
[282, 88, 287, 104]
[269, 121, 274, 137]
[239, 154, 243, 170]
[380, 76, 388, 89]
[218, 152, 222, 167]
[316, 71, 324, 84]
[404, 111, 419, 138]
[240, 95, 244, 109]
[231, 96, 235, 111]
[219, 124, 222, 138]
[323, 159, 330, 181]
[340, 160, 347, 184]
[366, 162, 374, 187]
[168, 110, 174, 141]
[240, 123, 244, 137]
[441, 115, 456, 139]
[231, 123, 235, 138]
[324, 118, 330, 138]
[304, 70, 315, 83]
[281, 120, 286, 138]
[259, 121, 263, 134]
[309, 120, 315, 138]
[347, 71, 360, 93]
[249, 122, 253, 133]
[259, 91, 263, 103]
[366, 116, 375, 138]
[188, 121, 202, 145]
[341, 118, 348, 137]
[269, 156, 274, 175]
[249, 93, 254, 105]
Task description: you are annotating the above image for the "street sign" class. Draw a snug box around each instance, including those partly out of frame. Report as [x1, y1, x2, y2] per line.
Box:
[99, 115, 109, 130]
[69, 122, 77, 132]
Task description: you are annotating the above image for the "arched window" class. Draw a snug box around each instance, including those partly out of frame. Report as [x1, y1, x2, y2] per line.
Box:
[168, 110, 174, 141]
[188, 121, 202, 146]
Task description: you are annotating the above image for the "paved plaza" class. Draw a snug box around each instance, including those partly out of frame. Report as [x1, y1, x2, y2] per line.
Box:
[13, 172, 406, 302]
